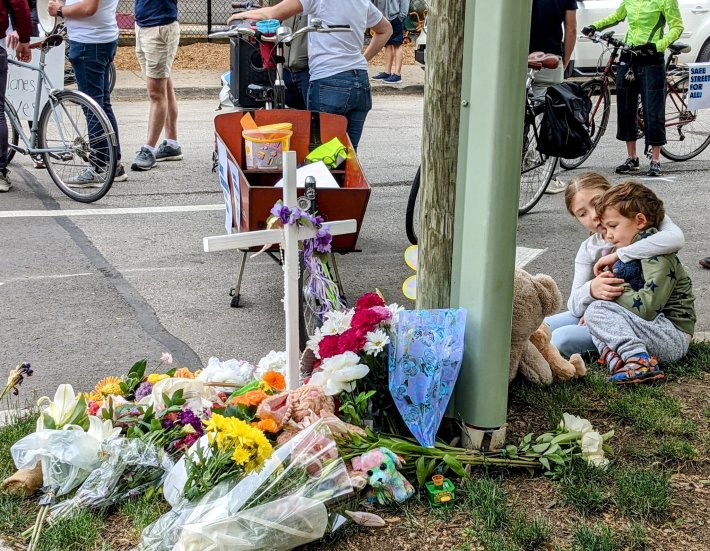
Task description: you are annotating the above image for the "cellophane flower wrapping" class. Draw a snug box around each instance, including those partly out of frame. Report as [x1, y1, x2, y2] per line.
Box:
[139, 419, 352, 551]
[10, 429, 102, 496]
[47, 437, 174, 523]
[388, 308, 467, 448]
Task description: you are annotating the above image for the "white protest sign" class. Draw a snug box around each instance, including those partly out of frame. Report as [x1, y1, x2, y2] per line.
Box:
[3, 37, 65, 121]
[687, 62, 710, 111]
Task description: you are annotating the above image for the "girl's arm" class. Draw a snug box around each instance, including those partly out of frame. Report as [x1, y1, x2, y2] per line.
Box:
[568, 239, 625, 317]
[617, 215, 684, 261]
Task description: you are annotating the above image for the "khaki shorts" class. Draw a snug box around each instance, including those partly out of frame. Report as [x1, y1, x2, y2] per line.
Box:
[135, 21, 180, 79]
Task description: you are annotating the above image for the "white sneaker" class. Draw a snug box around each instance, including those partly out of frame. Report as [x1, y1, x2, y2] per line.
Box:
[0, 170, 11, 192]
[545, 177, 567, 195]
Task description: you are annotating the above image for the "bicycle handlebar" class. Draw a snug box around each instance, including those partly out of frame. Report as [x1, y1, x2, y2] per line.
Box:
[209, 18, 352, 42]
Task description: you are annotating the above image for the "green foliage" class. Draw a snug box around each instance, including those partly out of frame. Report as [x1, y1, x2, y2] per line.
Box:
[510, 381, 590, 428]
[508, 511, 551, 549]
[118, 493, 170, 540]
[461, 476, 509, 530]
[571, 523, 617, 551]
[339, 390, 376, 427]
[477, 530, 520, 551]
[662, 341, 710, 378]
[558, 459, 612, 515]
[607, 386, 695, 436]
[583, 369, 617, 399]
[655, 437, 699, 463]
[119, 359, 148, 399]
[614, 467, 671, 521]
[620, 522, 649, 550]
[0, 408, 38, 479]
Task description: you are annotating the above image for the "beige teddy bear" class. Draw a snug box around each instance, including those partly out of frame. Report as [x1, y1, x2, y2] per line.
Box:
[510, 268, 586, 385]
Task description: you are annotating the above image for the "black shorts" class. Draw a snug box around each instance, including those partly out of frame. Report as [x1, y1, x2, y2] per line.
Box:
[387, 17, 404, 46]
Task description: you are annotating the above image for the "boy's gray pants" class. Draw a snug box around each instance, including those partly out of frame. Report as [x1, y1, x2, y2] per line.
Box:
[584, 301, 690, 362]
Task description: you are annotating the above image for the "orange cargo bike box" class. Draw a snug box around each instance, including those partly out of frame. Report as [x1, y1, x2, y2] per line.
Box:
[214, 109, 371, 252]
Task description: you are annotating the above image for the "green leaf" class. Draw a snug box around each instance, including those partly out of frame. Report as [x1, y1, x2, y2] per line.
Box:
[442, 454, 467, 478]
[531, 442, 551, 454]
[165, 367, 177, 377]
[521, 433, 533, 445]
[505, 445, 518, 457]
[539, 457, 551, 471]
[415, 456, 427, 487]
[544, 443, 561, 455]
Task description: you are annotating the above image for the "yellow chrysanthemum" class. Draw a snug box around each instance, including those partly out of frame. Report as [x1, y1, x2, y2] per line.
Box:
[80, 391, 102, 402]
[146, 373, 169, 385]
[94, 376, 124, 397]
[231, 447, 251, 466]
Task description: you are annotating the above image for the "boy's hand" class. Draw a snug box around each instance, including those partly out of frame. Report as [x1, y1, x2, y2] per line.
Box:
[594, 252, 619, 275]
[578, 317, 586, 326]
[590, 271, 624, 301]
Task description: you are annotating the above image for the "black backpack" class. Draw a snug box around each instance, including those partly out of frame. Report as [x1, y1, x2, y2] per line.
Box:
[537, 82, 592, 159]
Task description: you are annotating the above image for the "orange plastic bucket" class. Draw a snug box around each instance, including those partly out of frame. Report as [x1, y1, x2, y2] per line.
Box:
[242, 129, 293, 170]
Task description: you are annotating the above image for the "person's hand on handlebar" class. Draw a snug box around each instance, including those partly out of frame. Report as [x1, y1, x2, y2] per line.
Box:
[581, 26, 596, 37]
[15, 41, 31, 62]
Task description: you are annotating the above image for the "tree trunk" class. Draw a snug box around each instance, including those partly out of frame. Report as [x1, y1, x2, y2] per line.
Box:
[416, 0, 466, 310]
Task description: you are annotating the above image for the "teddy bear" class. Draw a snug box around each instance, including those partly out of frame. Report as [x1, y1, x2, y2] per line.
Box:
[510, 268, 586, 385]
[351, 447, 415, 505]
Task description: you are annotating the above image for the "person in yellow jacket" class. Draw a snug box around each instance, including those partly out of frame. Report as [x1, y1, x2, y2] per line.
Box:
[582, 0, 683, 177]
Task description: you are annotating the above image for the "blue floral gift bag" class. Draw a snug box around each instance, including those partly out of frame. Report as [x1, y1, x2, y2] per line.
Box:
[388, 308, 467, 447]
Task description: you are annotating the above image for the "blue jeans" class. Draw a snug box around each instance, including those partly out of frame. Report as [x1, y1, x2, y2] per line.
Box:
[307, 69, 372, 150]
[545, 311, 597, 359]
[284, 69, 309, 110]
[69, 40, 121, 165]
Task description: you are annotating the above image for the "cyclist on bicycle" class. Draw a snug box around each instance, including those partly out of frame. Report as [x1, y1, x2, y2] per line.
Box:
[583, 0, 684, 177]
[228, 0, 392, 150]
[0, 0, 32, 193]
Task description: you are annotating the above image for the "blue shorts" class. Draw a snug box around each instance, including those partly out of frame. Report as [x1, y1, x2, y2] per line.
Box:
[387, 17, 404, 46]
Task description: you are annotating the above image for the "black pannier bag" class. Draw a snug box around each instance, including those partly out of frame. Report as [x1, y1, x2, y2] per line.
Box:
[537, 82, 592, 159]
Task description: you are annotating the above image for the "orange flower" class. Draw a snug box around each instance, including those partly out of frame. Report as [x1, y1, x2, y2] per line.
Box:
[252, 418, 280, 433]
[262, 371, 286, 391]
[231, 389, 268, 407]
[173, 367, 194, 379]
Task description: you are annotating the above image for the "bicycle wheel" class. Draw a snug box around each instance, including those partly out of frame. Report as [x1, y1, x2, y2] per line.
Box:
[4, 99, 20, 164]
[39, 90, 117, 203]
[405, 166, 420, 245]
[108, 62, 117, 93]
[519, 109, 557, 215]
[661, 74, 710, 161]
[560, 79, 611, 170]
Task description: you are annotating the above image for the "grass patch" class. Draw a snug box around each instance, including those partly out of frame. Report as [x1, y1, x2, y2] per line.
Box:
[614, 467, 671, 521]
[476, 530, 520, 551]
[581, 369, 617, 400]
[118, 493, 171, 541]
[508, 511, 551, 549]
[510, 381, 590, 428]
[663, 341, 710, 378]
[655, 437, 699, 463]
[571, 523, 617, 551]
[0, 408, 38, 479]
[461, 476, 509, 530]
[620, 522, 649, 550]
[35, 509, 104, 551]
[558, 459, 613, 515]
[607, 385, 696, 436]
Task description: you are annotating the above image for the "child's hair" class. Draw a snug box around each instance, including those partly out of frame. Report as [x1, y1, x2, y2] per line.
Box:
[596, 181, 665, 228]
[564, 172, 612, 215]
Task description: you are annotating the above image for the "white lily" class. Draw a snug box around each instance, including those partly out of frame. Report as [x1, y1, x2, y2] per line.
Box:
[36, 384, 86, 431]
[559, 413, 593, 435]
[86, 415, 122, 442]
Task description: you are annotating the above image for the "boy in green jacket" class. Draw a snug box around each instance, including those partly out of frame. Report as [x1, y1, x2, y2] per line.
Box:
[583, 181, 695, 384]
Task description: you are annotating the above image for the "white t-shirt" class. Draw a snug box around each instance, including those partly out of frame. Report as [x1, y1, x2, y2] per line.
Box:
[65, 0, 119, 44]
[299, 0, 384, 81]
[567, 215, 685, 317]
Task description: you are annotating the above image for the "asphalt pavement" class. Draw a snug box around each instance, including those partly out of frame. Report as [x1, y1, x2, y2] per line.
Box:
[0, 78, 708, 400]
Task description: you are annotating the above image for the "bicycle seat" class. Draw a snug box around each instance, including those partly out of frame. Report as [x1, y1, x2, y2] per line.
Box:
[668, 42, 691, 55]
[247, 84, 272, 101]
[528, 52, 559, 70]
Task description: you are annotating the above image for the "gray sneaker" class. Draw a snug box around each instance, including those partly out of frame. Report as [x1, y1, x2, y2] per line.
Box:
[156, 140, 183, 162]
[0, 170, 11, 192]
[114, 163, 128, 182]
[131, 146, 157, 171]
[67, 167, 102, 188]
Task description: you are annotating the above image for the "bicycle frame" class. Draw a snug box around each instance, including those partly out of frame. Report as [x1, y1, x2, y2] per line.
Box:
[6, 45, 75, 158]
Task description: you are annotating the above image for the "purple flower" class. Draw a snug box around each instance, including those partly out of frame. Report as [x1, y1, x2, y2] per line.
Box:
[314, 227, 332, 254]
[288, 207, 304, 225]
[270, 203, 291, 224]
[134, 381, 153, 401]
[178, 409, 204, 435]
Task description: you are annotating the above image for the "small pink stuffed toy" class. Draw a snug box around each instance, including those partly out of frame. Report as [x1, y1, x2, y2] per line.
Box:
[351, 447, 415, 504]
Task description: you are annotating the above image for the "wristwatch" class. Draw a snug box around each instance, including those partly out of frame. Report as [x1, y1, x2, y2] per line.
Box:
[57, 6, 64, 18]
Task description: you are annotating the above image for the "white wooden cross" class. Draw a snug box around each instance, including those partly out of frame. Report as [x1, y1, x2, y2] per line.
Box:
[203, 151, 357, 390]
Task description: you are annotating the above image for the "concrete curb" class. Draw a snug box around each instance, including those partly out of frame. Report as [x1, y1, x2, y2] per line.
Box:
[112, 84, 424, 101]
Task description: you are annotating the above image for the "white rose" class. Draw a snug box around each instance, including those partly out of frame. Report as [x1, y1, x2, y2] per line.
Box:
[308, 352, 369, 396]
[581, 431, 608, 468]
[255, 351, 287, 378]
[560, 413, 593, 435]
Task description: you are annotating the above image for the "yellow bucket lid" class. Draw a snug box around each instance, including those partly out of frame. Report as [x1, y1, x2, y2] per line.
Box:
[258, 122, 293, 131]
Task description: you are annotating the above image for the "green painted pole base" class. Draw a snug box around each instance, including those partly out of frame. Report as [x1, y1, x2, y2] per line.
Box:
[449, 0, 533, 431]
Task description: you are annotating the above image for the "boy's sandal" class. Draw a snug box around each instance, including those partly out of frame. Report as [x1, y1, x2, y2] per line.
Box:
[607, 357, 665, 385]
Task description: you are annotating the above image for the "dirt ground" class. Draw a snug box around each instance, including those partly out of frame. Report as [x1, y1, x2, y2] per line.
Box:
[113, 41, 418, 71]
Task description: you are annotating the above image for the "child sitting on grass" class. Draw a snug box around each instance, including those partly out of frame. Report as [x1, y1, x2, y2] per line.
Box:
[583, 181, 696, 384]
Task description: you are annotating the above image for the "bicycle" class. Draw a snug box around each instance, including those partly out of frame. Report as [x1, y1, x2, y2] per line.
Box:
[5, 34, 118, 202]
[211, 19, 353, 345]
[561, 30, 710, 170]
[405, 51, 559, 244]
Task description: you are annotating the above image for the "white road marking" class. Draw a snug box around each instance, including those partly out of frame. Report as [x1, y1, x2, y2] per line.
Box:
[516, 246, 547, 268]
[0, 266, 195, 286]
[0, 204, 225, 218]
[638, 176, 677, 183]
